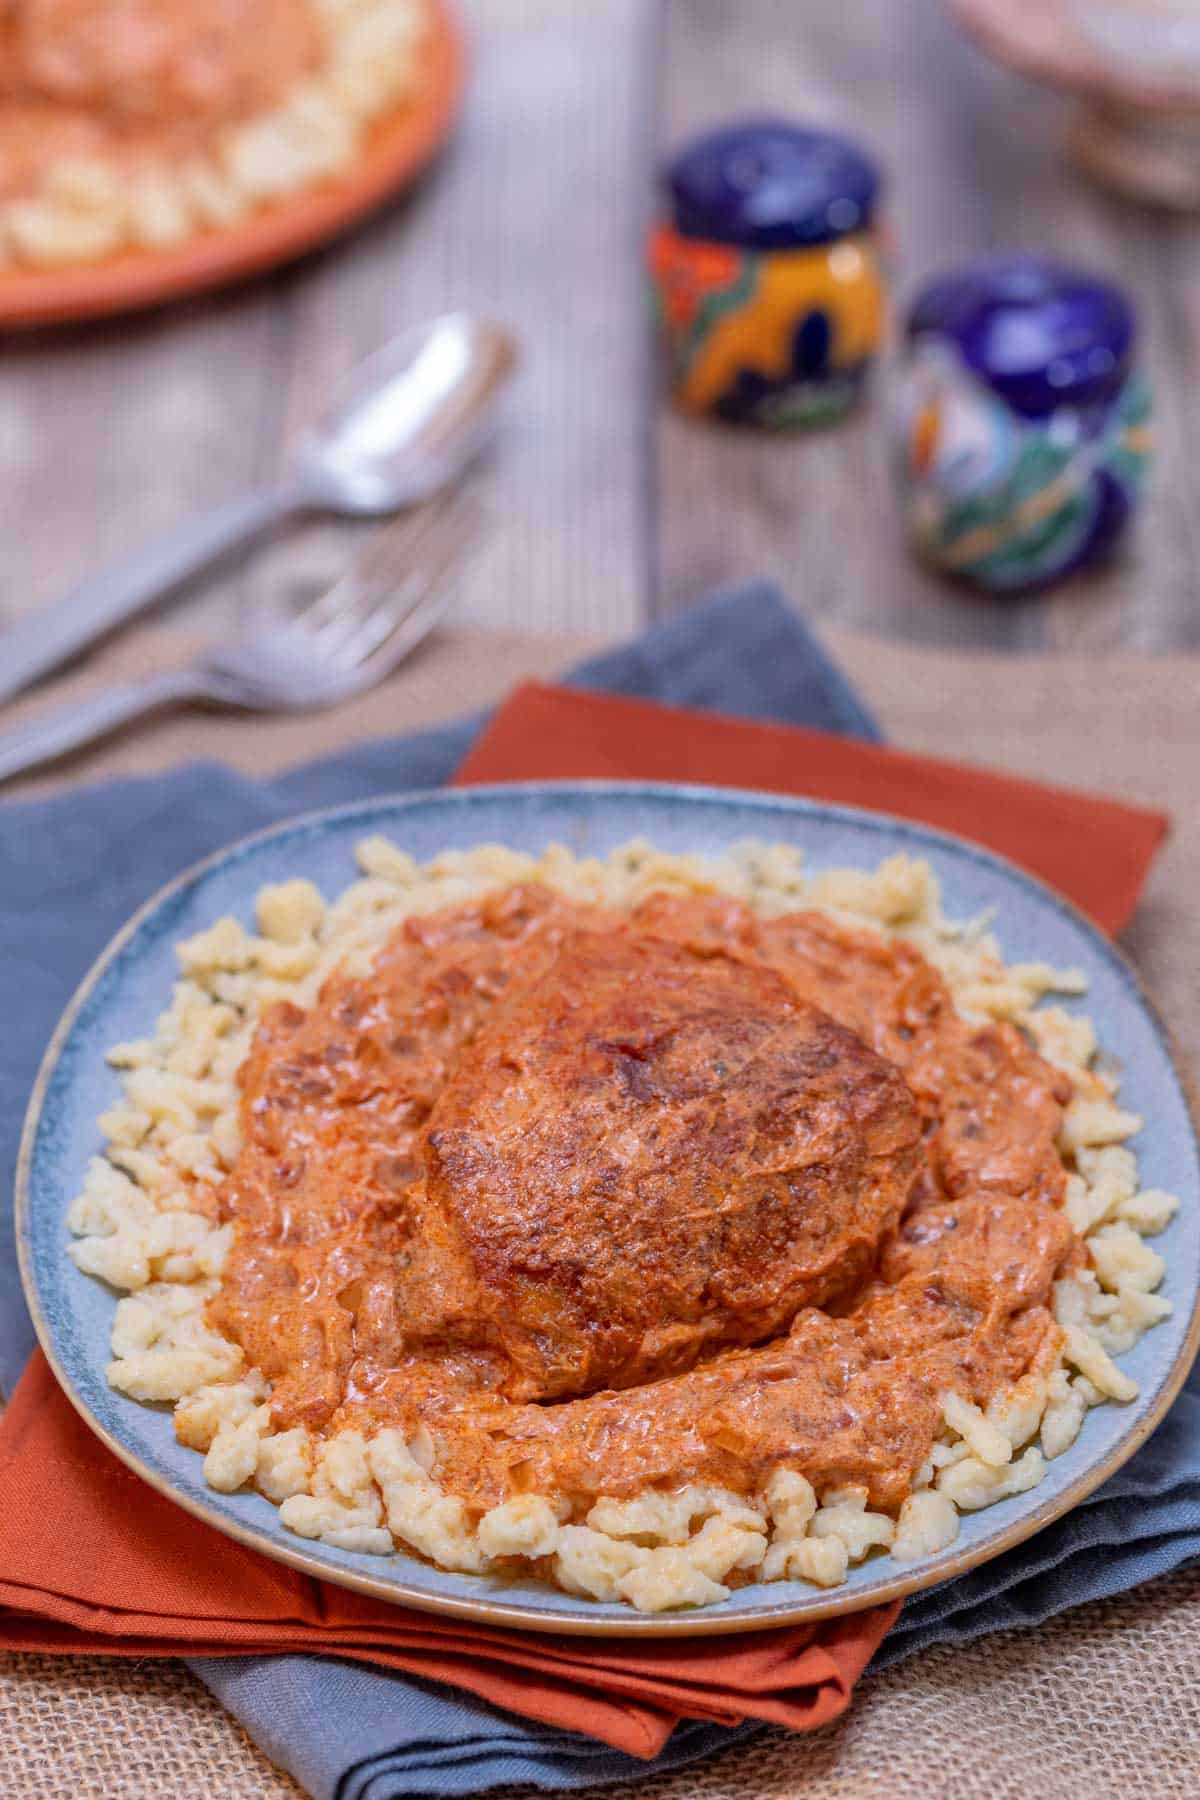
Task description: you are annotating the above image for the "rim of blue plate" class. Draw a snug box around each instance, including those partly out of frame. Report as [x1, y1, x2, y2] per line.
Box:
[16, 780, 1200, 1637]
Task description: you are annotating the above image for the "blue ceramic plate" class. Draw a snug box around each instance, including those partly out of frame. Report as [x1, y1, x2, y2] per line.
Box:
[17, 783, 1200, 1636]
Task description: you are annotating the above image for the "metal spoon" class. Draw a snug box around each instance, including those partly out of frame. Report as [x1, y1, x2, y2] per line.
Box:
[0, 313, 517, 705]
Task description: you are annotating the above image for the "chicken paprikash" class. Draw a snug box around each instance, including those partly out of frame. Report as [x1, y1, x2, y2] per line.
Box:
[75, 843, 1175, 1612]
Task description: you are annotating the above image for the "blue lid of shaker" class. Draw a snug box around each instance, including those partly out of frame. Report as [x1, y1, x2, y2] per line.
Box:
[666, 118, 880, 251]
[907, 256, 1135, 419]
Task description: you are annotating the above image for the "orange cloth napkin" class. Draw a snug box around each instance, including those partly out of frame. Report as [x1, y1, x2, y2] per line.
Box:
[0, 682, 1169, 1754]
[455, 682, 1169, 937]
[0, 1358, 889, 1755]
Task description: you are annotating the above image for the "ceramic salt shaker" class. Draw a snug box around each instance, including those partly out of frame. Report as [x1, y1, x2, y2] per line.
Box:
[894, 256, 1151, 591]
[649, 119, 888, 427]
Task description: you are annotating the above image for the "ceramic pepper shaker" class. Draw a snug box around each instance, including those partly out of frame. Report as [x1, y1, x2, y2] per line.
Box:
[649, 119, 888, 427]
[893, 256, 1152, 591]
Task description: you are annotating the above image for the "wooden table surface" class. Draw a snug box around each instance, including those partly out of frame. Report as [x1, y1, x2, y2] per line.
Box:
[1, 0, 1199, 674]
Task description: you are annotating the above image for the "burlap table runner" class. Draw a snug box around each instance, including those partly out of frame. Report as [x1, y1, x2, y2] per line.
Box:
[3, 622, 1198, 1798]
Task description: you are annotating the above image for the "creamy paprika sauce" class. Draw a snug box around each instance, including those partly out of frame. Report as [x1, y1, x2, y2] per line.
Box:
[0, 0, 321, 199]
[208, 884, 1077, 1520]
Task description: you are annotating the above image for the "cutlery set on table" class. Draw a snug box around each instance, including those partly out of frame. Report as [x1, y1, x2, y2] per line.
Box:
[0, 312, 516, 785]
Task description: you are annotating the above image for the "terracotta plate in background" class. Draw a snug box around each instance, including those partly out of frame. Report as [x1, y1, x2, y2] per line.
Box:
[0, 0, 465, 331]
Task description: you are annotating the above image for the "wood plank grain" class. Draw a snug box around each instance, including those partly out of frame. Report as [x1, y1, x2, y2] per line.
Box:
[0, 288, 283, 640]
[244, 0, 651, 641]
[653, 0, 1200, 649]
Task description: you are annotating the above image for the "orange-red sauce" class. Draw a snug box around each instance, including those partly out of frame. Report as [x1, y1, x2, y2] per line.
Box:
[207, 884, 1075, 1519]
[0, 0, 322, 199]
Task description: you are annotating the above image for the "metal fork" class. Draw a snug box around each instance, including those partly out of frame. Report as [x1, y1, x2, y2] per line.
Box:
[0, 490, 483, 786]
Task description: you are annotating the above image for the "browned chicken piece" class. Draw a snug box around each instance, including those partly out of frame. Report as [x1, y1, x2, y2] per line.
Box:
[635, 892, 1072, 1210]
[209, 883, 616, 1430]
[414, 927, 923, 1401]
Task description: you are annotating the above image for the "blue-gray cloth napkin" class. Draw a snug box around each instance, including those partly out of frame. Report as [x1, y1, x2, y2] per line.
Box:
[1, 585, 1196, 1800]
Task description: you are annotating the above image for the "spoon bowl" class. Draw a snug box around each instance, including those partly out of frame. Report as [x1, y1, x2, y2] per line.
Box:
[298, 314, 519, 514]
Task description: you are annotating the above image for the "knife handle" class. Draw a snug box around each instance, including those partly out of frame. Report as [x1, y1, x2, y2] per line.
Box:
[0, 484, 297, 706]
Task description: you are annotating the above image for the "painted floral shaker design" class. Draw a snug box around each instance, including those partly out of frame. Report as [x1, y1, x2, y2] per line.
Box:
[894, 257, 1152, 591]
[650, 119, 888, 427]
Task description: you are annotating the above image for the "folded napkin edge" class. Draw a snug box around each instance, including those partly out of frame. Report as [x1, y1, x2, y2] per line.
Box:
[467, 679, 1172, 836]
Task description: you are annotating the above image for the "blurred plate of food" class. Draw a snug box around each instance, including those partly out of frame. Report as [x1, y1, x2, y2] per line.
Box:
[0, 0, 464, 329]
